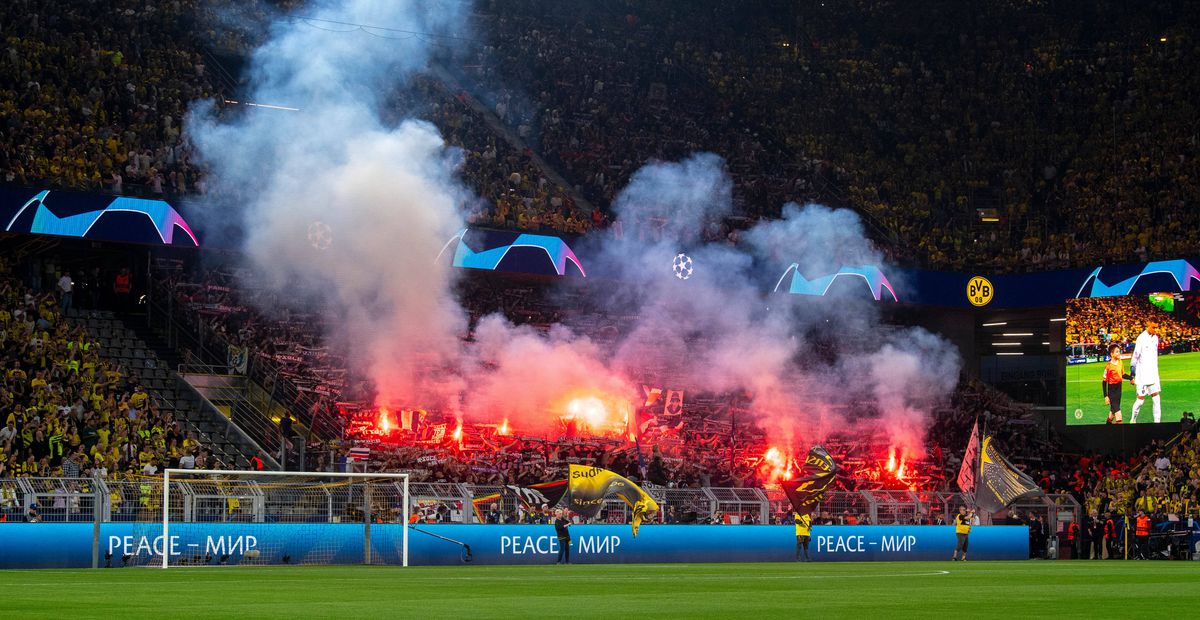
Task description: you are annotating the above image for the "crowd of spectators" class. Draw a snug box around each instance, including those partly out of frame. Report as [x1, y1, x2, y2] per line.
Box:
[393, 76, 593, 235]
[23, 255, 1197, 556]
[461, 0, 808, 242]
[0, 260, 222, 483]
[461, 0, 1200, 270]
[0, 0, 212, 195]
[156, 263, 946, 494]
[1065, 296, 1200, 348]
[1034, 429, 1200, 559]
[4, 0, 1197, 269]
[5, 2, 1198, 550]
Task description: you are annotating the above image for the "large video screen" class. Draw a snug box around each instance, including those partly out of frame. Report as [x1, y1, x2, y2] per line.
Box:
[1065, 293, 1200, 425]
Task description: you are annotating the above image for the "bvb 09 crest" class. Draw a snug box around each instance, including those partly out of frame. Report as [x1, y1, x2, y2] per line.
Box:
[967, 276, 994, 307]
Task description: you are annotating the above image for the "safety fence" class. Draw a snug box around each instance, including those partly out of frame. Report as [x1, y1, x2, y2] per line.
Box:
[3, 476, 1079, 529]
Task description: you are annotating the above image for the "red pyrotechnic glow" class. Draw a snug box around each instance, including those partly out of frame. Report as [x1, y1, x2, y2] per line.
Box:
[497, 418, 511, 436]
[759, 446, 793, 483]
[452, 421, 463, 442]
[884, 446, 912, 487]
[558, 391, 632, 438]
[379, 407, 391, 433]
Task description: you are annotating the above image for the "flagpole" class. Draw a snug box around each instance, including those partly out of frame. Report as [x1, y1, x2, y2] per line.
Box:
[634, 422, 647, 480]
[728, 395, 736, 478]
[977, 415, 986, 513]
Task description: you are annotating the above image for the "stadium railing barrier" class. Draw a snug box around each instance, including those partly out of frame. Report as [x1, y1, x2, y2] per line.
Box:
[4, 475, 1083, 526]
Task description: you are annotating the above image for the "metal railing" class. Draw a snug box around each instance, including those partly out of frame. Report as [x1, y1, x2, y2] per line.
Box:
[175, 357, 281, 464]
[147, 288, 335, 446]
[3, 475, 1082, 534]
[171, 369, 281, 471]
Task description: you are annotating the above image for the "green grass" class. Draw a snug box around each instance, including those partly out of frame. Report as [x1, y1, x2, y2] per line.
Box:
[1, 561, 1198, 619]
[1066, 350, 1200, 425]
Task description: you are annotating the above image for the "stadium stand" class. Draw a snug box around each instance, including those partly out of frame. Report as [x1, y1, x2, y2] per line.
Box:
[0, 1, 1196, 569]
[5, 0, 1199, 269]
[460, 0, 1200, 270]
[0, 258, 262, 491]
[0, 0, 214, 195]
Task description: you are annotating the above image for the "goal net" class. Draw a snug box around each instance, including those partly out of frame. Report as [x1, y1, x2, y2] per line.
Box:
[136, 470, 409, 568]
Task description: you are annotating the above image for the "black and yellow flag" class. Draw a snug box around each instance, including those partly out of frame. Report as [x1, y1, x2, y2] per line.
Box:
[781, 445, 838, 516]
[976, 436, 1042, 513]
[568, 465, 659, 536]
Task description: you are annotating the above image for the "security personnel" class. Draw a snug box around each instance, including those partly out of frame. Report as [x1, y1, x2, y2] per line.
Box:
[1066, 519, 1080, 559]
[794, 511, 813, 562]
[951, 505, 975, 561]
[1103, 512, 1118, 559]
[1134, 511, 1152, 559]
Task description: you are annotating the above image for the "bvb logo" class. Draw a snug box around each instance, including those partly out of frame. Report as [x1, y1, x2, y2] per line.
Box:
[967, 276, 994, 307]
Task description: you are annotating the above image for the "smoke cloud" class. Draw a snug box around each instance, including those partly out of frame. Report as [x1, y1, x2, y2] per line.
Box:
[187, 0, 472, 406]
[581, 154, 961, 453]
[187, 1, 959, 456]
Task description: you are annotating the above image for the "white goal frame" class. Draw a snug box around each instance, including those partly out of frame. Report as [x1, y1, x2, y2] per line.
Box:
[161, 469, 409, 569]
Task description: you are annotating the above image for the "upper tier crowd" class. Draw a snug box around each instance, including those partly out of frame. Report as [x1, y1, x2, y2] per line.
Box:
[2, 0, 1197, 270]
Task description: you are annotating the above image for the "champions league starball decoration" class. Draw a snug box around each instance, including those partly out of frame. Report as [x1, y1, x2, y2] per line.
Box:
[307, 221, 333, 250]
[672, 252, 694, 280]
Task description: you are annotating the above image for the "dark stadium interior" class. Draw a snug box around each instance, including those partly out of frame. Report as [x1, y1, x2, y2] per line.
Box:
[0, 0, 1197, 578]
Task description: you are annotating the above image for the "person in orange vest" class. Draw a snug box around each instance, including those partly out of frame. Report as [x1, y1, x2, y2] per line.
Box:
[113, 268, 132, 312]
[1133, 511, 1152, 559]
[1103, 512, 1118, 559]
[250, 452, 265, 471]
[1066, 519, 1081, 559]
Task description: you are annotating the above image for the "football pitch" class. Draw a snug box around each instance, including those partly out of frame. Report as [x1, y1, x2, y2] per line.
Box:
[1066, 350, 1200, 425]
[2, 561, 1198, 619]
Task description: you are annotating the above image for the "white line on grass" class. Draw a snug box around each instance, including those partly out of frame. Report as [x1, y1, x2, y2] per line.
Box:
[0, 570, 951, 586]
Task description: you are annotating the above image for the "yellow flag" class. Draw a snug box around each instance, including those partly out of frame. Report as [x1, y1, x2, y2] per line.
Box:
[568, 464, 659, 537]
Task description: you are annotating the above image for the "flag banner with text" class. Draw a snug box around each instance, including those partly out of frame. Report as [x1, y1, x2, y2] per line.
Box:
[568, 465, 659, 536]
[976, 436, 1043, 513]
[782, 445, 838, 516]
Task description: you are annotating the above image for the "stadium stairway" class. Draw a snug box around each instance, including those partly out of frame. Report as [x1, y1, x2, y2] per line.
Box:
[67, 308, 274, 470]
[172, 371, 298, 471]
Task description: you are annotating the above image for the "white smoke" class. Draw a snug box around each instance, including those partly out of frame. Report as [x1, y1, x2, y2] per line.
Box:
[186, 0, 959, 455]
[579, 154, 961, 453]
[186, 0, 472, 404]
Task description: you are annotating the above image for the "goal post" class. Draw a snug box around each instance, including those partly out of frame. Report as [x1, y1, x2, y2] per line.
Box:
[157, 469, 409, 568]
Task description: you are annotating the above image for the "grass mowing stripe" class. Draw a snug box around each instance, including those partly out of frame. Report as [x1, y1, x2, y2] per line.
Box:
[3, 561, 1199, 619]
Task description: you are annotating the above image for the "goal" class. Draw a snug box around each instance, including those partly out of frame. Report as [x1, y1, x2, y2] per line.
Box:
[149, 469, 409, 568]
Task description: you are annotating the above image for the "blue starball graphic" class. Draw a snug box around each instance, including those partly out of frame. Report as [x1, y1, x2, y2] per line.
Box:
[5, 189, 198, 245]
[774, 263, 898, 301]
[439, 228, 586, 277]
[1075, 260, 1200, 298]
